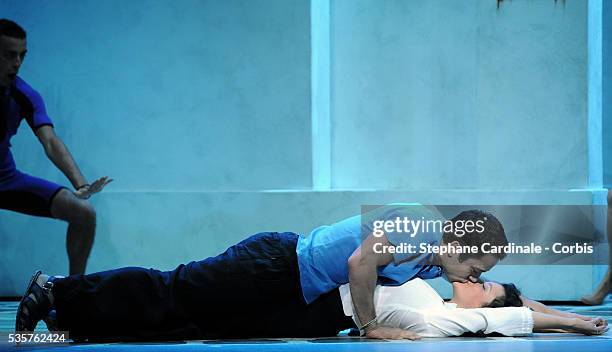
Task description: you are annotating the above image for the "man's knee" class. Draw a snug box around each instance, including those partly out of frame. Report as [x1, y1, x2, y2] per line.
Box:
[64, 200, 96, 227]
[74, 201, 96, 227]
[52, 190, 97, 226]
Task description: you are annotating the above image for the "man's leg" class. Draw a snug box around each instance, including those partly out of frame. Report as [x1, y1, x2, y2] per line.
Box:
[170, 232, 303, 337]
[17, 267, 201, 341]
[175, 232, 302, 310]
[50, 189, 96, 275]
[52, 267, 200, 341]
[0, 171, 95, 275]
[19, 232, 303, 340]
[26, 231, 302, 340]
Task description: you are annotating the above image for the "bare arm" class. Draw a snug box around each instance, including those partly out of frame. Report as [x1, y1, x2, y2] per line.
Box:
[347, 234, 420, 340]
[35, 125, 87, 189]
[521, 296, 602, 322]
[532, 312, 608, 335]
[35, 126, 112, 198]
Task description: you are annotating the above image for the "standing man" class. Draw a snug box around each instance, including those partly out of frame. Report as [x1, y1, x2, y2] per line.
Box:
[0, 19, 111, 275]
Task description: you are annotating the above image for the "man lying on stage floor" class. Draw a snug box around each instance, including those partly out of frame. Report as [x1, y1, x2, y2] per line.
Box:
[16, 268, 608, 341]
[17, 204, 512, 340]
[15, 204, 609, 340]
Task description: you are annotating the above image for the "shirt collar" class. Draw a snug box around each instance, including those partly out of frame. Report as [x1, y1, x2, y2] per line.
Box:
[418, 264, 443, 279]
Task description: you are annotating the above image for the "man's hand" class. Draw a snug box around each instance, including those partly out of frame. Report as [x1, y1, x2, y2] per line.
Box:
[366, 326, 421, 340]
[74, 176, 113, 199]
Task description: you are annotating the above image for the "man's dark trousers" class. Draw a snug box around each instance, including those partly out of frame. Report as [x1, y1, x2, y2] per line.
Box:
[52, 232, 353, 341]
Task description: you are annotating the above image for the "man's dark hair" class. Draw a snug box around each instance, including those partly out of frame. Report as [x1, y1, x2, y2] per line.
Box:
[485, 283, 523, 308]
[442, 210, 508, 261]
[0, 19, 26, 39]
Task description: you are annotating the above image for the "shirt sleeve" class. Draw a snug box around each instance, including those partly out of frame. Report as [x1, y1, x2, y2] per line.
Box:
[15, 78, 54, 131]
[475, 307, 534, 336]
[378, 305, 533, 337]
[376, 305, 431, 335]
[25, 88, 53, 130]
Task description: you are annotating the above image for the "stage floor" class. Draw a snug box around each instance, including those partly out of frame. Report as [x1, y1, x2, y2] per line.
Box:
[1, 299, 612, 352]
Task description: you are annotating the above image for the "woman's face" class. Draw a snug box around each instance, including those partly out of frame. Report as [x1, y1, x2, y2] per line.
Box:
[451, 281, 505, 308]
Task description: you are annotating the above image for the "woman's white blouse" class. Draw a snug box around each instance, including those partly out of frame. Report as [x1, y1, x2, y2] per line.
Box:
[339, 278, 534, 337]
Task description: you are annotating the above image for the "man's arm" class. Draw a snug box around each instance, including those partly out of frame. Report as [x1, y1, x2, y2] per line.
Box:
[36, 126, 112, 199]
[35, 125, 87, 189]
[347, 233, 420, 340]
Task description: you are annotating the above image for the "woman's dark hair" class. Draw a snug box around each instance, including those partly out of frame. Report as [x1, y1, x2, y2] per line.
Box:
[485, 283, 523, 308]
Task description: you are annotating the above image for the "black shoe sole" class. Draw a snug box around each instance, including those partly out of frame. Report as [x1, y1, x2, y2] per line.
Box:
[15, 270, 43, 332]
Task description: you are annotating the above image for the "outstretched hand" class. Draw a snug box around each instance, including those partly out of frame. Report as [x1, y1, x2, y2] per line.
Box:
[588, 317, 608, 329]
[572, 318, 609, 335]
[366, 326, 421, 340]
[74, 176, 113, 199]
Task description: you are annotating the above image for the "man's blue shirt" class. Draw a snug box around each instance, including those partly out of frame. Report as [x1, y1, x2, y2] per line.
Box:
[1, 76, 54, 180]
[296, 204, 445, 304]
